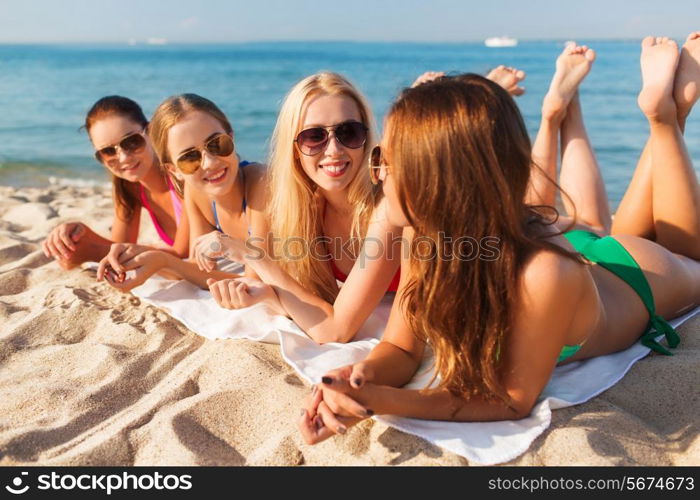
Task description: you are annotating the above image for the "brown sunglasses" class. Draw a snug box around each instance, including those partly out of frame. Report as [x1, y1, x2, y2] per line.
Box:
[94, 130, 147, 166]
[175, 133, 235, 174]
[368, 145, 389, 185]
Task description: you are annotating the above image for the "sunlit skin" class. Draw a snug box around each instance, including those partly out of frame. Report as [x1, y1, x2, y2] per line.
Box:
[204, 87, 403, 344]
[89, 115, 153, 184]
[97, 108, 270, 291]
[167, 111, 244, 214]
[297, 38, 700, 444]
[296, 94, 367, 204]
[42, 112, 187, 271]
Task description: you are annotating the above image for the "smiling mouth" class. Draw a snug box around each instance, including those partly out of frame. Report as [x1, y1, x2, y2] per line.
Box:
[320, 161, 349, 177]
[121, 162, 140, 172]
[204, 167, 228, 183]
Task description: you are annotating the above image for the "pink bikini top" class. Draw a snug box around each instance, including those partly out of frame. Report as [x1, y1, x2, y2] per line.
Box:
[139, 176, 183, 247]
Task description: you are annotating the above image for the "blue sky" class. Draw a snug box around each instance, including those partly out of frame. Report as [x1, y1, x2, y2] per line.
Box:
[1, 0, 699, 43]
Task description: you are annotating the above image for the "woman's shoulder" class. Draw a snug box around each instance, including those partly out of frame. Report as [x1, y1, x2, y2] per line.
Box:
[519, 243, 589, 313]
[367, 196, 400, 231]
[241, 162, 269, 207]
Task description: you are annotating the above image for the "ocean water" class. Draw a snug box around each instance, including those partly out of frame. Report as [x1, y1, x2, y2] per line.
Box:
[0, 41, 698, 207]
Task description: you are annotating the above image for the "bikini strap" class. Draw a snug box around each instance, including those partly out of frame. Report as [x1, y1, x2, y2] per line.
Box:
[211, 201, 223, 232]
[166, 176, 183, 226]
[139, 183, 175, 247]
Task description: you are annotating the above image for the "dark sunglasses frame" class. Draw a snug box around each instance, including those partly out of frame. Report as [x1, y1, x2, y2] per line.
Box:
[175, 133, 235, 174]
[94, 130, 147, 165]
[368, 145, 386, 185]
[294, 120, 368, 156]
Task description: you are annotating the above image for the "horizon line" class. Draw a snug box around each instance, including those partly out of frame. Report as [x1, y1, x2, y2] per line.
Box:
[0, 36, 667, 46]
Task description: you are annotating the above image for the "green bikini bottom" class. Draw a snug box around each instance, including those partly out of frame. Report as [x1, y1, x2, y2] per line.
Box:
[557, 230, 680, 362]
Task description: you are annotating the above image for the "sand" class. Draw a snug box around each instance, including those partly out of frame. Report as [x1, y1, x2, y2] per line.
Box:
[0, 183, 698, 466]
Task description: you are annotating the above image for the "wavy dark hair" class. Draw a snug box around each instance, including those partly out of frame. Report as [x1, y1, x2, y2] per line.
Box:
[85, 96, 149, 222]
[386, 74, 581, 406]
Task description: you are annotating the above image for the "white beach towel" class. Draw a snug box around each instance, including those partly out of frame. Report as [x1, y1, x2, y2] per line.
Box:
[132, 275, 699, 465]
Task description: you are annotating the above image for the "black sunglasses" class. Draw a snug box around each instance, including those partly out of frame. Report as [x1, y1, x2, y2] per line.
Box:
[295, 121, 368, 156]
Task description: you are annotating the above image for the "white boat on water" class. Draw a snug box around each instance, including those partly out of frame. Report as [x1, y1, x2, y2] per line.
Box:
[484, 36, 518, 48]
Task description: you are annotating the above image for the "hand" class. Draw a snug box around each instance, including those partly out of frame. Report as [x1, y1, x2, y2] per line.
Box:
[411, 71, 445, 88]
[191, 231, 249, 272]
[42, 222, 86, 260]
[96, 243, 152, 281]
[101, 250, 166, 292]
[206, 276, 283, 313]
[297, 363, 376, 445]
[298, 385, 364, 445]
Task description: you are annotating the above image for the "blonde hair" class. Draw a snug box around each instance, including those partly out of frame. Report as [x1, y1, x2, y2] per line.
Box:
[148, 93, 234, 197]
[268, 72, 379, 302]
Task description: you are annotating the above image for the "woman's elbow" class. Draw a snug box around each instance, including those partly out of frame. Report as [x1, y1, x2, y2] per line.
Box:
[311, 326, 356, 345]
[507, 397, 537, 420]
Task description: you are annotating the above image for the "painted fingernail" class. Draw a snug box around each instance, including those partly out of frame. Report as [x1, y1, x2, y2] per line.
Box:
[321, 376, 333, 385]
[337, 426, 347, 435]
[365, 409, 374, 417]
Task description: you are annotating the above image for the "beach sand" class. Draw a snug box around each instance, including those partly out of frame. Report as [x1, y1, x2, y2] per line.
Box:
[0, 183, 698, 466]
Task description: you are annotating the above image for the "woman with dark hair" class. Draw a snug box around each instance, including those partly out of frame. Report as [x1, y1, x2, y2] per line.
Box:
[298, 36, 700, 441]
[42, 96, 189, 268]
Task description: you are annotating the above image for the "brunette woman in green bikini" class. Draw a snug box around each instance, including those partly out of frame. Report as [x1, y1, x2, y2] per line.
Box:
[299, 36, 700, 440]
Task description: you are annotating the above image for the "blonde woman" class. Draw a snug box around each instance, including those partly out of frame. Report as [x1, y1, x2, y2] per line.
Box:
[208, 66, 531, 343]
[98, 94, 269, 293]
[207, 72, 403, 343]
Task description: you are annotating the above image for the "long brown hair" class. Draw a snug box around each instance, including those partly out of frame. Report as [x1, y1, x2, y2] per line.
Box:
[386, 74, 580, 405]
[85, 96, 150, 222]
[148, 93, 234, 198]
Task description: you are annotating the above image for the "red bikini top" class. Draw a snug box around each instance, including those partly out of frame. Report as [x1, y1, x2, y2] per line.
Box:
[329, 258, 400, 293]
[322, 200, 400, 293]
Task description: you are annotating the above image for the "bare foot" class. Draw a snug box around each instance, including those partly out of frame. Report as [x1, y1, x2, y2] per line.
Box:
[542, 43, 596, 122]
[485, 65, 526, 96]
[638, 36, 680, 122]
[673, 32, 700, 122]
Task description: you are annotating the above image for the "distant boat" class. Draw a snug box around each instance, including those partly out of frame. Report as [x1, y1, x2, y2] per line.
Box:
[484, 36, 518, 48]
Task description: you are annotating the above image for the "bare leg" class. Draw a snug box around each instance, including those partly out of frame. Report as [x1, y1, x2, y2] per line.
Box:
[612, 32, 700, 238]
[528, 43, 595, 208]
[638, 36, 700, 259]
[610, 140, 655, 238]
[559, 92, 612, 233]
